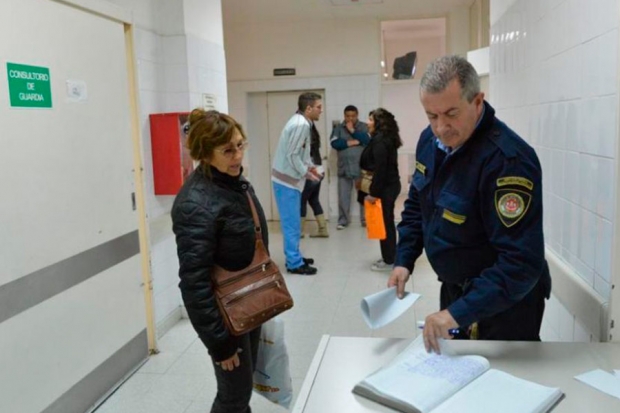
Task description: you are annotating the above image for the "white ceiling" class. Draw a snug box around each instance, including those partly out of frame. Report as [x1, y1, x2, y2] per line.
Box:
[222, 0, 475, 25]
[382, 18, 446, 40]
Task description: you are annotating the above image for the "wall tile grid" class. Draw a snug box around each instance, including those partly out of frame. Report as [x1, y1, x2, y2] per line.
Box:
[134, 28, 173, 220]
[136, 31, 220, 333]
[134, 20, 231, 334]
[186, 33, 229, 112]
[491, 0, 618, 341]
[133, 28, 181, 332]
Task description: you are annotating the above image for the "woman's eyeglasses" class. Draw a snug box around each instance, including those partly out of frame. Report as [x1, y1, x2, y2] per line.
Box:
[214, 141, 249, 159]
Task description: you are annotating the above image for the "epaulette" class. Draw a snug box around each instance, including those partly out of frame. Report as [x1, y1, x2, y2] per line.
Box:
[487, 128, 517, 159]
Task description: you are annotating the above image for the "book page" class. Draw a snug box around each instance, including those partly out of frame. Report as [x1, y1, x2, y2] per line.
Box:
[431, 369, 563, 413]
[359, 338, 489, 413]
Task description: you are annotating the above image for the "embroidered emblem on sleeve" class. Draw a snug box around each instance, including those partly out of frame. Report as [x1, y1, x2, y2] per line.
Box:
[496, 176, 534, 190]
[416, 161, 426, 175]
[495, 189, 531, 227]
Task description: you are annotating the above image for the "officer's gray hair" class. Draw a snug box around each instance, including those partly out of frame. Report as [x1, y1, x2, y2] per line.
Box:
[420, 55, 480, 102]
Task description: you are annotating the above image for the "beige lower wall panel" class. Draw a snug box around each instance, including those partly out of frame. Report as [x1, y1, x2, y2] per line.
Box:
[0, 256, 146, 413]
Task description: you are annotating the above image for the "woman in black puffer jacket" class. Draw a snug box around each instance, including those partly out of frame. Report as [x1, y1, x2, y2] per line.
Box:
[359, 107, 402, 272]
[172, 109, 267, 413]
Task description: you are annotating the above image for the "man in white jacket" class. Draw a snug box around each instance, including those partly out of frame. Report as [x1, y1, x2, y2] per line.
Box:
[271, 92, 323, 275]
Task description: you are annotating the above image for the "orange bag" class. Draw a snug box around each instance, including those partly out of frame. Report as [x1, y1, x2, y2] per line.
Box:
[364, 199, 386, 240]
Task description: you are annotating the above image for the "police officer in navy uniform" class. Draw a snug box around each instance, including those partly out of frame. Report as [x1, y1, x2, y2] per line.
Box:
[388, 55, 551, 354]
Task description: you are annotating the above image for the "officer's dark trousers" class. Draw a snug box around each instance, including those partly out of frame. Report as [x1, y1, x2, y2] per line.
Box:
[379, 183, 401, 265]
[440, 277, 546, 341]
[210, 326, 261, 413]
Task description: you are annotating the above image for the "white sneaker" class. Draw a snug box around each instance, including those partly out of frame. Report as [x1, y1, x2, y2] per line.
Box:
[371, 260, 393, 272]
[337, 224, 346, 230]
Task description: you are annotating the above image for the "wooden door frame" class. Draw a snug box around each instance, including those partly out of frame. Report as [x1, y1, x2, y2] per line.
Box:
[52, 0, 157, 353]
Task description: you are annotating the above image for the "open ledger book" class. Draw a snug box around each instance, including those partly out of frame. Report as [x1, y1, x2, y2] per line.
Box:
[353, 337, 563, 413]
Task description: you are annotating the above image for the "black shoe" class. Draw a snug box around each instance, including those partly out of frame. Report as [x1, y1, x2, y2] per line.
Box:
[287, 263, 317, 275]
[303, 257, 315, 265]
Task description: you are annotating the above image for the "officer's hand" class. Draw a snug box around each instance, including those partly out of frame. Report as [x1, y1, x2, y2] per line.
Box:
[216, 352, 240, 371]
[423, 310, 459, 355]
[388, 266, 410, 299]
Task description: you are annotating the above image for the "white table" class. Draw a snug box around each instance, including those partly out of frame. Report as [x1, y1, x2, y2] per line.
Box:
[292, 335, 620, 412]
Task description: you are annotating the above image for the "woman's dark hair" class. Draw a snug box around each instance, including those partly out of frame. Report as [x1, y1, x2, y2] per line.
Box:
[369, 107, 402, 148]
[185, 109, 247, 174]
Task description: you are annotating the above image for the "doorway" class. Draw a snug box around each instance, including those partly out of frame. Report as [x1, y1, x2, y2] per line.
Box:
[246, 90, 328, 221]
[267, 90, 328, 220]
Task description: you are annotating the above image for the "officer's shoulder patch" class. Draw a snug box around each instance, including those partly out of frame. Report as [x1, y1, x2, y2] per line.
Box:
[415, 161, 426, 175]
[497, 176, 534, 190]
[495, 189, 531, 227]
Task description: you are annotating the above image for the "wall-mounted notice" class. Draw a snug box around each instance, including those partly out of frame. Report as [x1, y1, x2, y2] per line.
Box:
[273, 68, 296, 76]
[6, 62, 52, 108]
[202, 93, 217, 111]
[66, 79, 88, 102]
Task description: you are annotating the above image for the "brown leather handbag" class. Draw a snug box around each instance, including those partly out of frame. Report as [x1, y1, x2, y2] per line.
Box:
[211, 192, 294, 336]
[355, 169, 374, 193]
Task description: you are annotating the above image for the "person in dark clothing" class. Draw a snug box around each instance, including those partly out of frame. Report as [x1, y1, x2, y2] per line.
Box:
[330, 105, 370, 229]
[388, 55, 551, 354]
[300, 122, 328, 238]
[359, 108, 402, 272]
[172, 109, 265, 413]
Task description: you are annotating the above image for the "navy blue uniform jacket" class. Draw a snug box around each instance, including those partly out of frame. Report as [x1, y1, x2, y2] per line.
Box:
[395, 102, 551, 328]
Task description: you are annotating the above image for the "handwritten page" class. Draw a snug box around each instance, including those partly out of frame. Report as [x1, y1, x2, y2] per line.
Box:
[575, 369, 620, 400]
[361, 337, 489, 412]
[432, 369, 563, 413]
[361, 287, 420, 329]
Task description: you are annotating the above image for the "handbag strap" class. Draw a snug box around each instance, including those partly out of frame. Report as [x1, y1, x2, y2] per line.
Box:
[245, 191, 262, 240]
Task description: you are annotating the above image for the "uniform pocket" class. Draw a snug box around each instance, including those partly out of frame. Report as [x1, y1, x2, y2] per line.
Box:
[434, 190, 479, 244]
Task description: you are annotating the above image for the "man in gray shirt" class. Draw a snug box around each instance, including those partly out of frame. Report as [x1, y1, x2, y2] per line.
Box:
[330, 105, 369, 230]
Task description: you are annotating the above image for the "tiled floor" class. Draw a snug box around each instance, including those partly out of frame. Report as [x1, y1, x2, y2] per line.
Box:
[95, 207, 556, 412]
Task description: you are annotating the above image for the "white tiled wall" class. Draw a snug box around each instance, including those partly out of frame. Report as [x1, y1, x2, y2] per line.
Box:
[186, 33, 229, 112]
[134, 25, 183, 336]
[130, 0, 229, 337]
[491, 0, 618, 341]
[151, 236, 182, 324]
[135, 28, 171, 221]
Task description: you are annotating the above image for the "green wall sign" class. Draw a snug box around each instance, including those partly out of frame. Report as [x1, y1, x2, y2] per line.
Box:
[6, 62, 52, 108]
